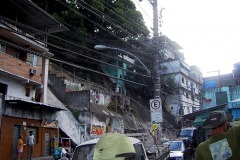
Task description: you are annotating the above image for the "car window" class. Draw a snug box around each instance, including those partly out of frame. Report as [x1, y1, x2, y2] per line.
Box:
[72, 144, 96, 160]
[134, 143, 145, 160]
[168, 142, 183, 151]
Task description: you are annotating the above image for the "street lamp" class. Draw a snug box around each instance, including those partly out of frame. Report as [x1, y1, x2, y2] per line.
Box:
[94, 45, 151, 76]
[94, 45, 151, 96]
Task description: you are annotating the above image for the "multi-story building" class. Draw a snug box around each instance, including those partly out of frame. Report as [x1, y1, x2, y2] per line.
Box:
[0, 0, 68, 159]
[202, 62, 240, 120]
[159, 36, 203, 117]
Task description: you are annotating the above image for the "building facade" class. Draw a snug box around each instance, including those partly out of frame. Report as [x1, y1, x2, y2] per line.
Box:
[0, 0, 67, 159]
[159, 36, 203, 117]
[202, 62, 240, 121]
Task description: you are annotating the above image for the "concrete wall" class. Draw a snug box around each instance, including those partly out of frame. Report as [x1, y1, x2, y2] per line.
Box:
[48, 73, 66, 102]
[65, 90, 90, 111]
[0, 76, 35, 100]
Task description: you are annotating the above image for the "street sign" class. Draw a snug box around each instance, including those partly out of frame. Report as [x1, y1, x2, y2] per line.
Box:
[150, 99, 163, 123]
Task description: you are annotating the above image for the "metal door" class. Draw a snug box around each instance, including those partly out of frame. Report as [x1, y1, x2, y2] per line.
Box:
[12, 125, 21, 160]
[44, 132, 50, 155]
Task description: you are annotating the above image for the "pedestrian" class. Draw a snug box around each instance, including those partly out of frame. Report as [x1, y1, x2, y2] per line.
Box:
[17, 136, 25, 160]
[196, 111, 240, 160]
[27, 131, 34, 160]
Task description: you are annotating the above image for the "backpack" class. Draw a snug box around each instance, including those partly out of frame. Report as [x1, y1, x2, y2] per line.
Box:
[53, 147, 62, 160]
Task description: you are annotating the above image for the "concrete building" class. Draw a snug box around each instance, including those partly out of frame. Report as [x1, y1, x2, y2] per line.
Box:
[202, 62, 240, 120]
[0, 0, 68, 159]
[159, 36, 203, 118]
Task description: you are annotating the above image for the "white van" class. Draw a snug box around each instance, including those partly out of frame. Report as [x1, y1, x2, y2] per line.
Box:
[72, 134, 149, 160]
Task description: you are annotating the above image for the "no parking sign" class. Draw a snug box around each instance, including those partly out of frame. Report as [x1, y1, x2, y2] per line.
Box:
[150, 99, 163, 123]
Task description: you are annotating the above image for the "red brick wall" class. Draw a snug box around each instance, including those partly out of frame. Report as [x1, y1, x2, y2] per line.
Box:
[0, 53, 42, 83]
[0, 116, 58, 159]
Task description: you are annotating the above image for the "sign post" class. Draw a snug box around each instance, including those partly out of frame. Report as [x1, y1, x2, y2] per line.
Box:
[150, 98, 163, 144]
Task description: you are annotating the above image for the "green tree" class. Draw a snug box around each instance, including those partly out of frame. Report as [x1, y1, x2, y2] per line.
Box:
[32, 0, 150, 43]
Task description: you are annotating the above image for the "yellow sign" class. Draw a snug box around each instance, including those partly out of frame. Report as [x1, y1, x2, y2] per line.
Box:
[151, 123, 159, 135]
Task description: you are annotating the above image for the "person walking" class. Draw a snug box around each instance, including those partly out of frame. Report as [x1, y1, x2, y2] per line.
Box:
[27, 131, 34, 160]
[17, 136, 25, 160]
[196, 111, 240, 160]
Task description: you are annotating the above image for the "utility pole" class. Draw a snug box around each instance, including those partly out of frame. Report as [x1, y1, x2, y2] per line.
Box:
[138, 0, 164, 144]
[146, 0, 163, 144]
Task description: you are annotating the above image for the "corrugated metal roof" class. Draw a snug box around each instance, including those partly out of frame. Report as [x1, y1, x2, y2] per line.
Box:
[0, 0, 68, 34]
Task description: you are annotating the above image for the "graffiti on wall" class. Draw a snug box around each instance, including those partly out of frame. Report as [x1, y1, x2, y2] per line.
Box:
[93, 93, 111, 106]
[96, 94, 105, 105]
[64, 80, 83, 92]
[90, 125, 104, 135]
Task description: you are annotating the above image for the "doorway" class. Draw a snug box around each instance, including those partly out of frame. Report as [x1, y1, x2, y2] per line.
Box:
[12, 125, 21, 160]
[44, 132, 50, 155]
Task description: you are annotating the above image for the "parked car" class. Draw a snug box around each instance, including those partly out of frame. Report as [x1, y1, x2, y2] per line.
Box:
[177, 127, 197, 148]
[163, 140, 193, 160]
[72, 133, 149, 160]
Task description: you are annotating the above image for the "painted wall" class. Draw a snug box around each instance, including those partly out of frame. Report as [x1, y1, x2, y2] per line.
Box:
[0, 116, 58, 159]
[0, 76, 36, 100]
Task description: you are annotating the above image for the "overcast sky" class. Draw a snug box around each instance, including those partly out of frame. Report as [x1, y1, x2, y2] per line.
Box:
[133, 0, 240, 77]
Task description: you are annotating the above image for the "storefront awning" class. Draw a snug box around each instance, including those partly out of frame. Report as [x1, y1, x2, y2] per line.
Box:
[228, 98, 240, 109]
[193, 116, 208, 126]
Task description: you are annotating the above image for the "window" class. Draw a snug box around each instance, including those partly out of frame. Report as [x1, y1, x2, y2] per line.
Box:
[191, 82, 194, 88]
[13, 50, 20, 58]
[182, 77, 185, 83]
[0, 44, 6, 53]
[25, 88, 30, 97]
[72, 144, 95, 160]
[191, 94, 194, 101]
[27, 53, 39, 66]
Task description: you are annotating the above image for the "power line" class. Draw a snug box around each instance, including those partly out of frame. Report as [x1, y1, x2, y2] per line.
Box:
[0, 19, 151, 73]
[50, 58, 149, 86]
[56, 0, 154, 62]
[133, 0, 153, 22]
[99, 0, 154, 35]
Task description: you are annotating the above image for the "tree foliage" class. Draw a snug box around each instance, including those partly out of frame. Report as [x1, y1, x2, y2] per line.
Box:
[32, 0, 150, 42]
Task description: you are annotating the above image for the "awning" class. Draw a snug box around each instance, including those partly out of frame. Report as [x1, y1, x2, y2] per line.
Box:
[228, 98, 240, 109]
[6, 99, 65, 111]
[0, 0, 68, 34]
[193, 116, 208, 126]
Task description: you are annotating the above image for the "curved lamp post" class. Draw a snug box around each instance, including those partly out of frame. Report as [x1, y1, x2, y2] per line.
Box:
[94, 45, 151, 76]
[94, 45, 151, 96]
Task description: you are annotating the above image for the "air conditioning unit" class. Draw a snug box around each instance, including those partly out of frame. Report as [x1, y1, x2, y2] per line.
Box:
[29, 69, 37, 76]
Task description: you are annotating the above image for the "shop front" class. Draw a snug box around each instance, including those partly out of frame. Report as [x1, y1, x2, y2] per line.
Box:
[0, 99, 63, 159]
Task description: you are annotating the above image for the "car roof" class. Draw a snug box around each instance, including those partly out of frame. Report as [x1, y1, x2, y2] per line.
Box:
[163, 140, 184, 144]
[76, 136, 142, 147]
[180, 127, 196, 130]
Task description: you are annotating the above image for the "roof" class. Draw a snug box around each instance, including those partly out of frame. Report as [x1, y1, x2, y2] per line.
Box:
[180, 127, 196, 130]
[182, 104, 227, 120]
[6, 98, 65, 111]
[0, 0, 68, 34]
